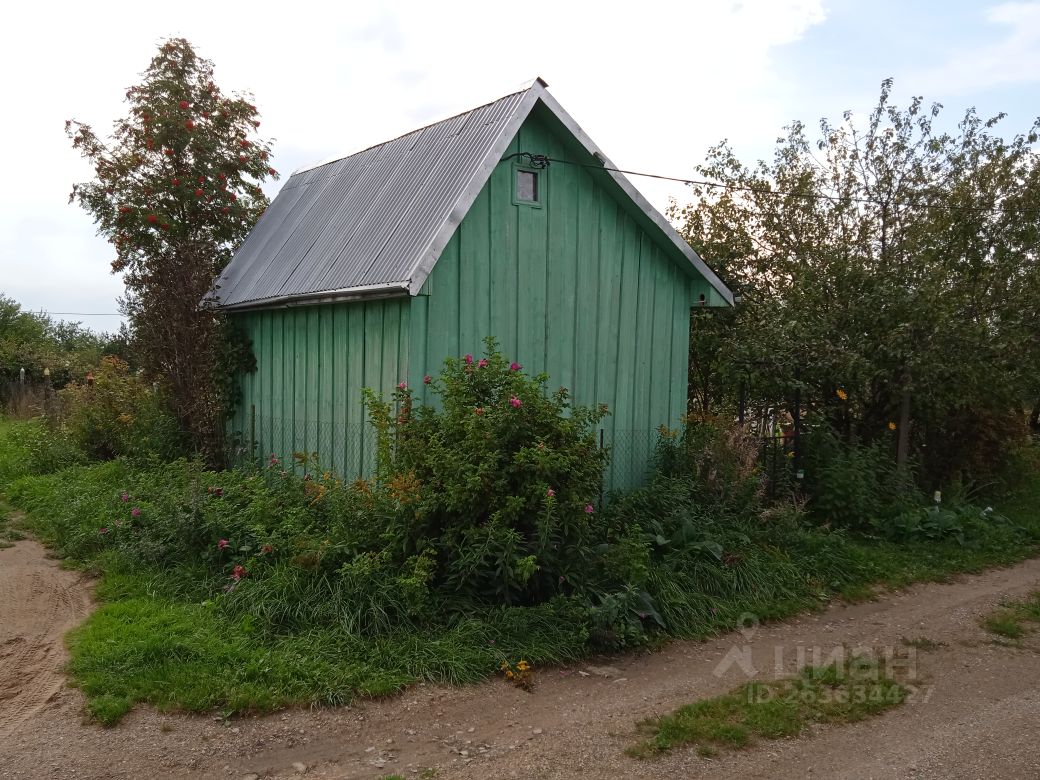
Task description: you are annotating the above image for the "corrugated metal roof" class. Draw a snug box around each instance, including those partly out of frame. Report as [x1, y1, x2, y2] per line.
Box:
[212, 87, 533, 309]
[212, 79, 733, 310]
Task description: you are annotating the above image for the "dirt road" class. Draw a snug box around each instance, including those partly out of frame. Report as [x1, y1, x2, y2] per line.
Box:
[2, 535, 1040, 780]
[0, 538, 91, 743]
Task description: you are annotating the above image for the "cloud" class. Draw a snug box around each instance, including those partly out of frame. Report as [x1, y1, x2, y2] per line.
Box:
[0, 0, 828, 326]
[912, 2, 1040, 95]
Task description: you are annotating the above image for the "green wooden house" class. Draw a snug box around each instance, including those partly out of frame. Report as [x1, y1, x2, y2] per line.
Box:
[213, 78, 732, 489]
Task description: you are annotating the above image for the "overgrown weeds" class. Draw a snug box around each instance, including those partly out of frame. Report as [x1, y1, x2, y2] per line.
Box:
[1, 354, 1038, 726]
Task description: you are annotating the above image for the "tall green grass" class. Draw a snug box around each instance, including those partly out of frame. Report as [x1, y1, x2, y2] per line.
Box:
[2, 417, 1039, 726]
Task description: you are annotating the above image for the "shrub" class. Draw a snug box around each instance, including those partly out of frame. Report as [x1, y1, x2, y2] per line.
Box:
[651, 421, 764, 516]
[5, 418, 85, 478]
[58, 356, 185, 461]
[364, 339, 609, 606]
[600, 427, 816, 639]
[882, 503, 1012, 546]
[802, 428, 922, 530]
[921, 406, 1028, 488]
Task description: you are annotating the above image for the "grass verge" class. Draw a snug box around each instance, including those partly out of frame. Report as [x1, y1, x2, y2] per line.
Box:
[65, 588, 587, 726]
[628, 659, 906, 758]
[0, 503, 25, 548]
[980, 591, 1040, 641]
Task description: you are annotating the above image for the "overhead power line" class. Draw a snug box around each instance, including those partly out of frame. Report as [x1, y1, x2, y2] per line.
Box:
[503, 152, 1040, 217]
[35, 311, 123, 316]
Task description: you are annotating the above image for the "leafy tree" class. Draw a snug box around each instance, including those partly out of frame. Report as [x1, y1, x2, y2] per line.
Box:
[0, 294, 105, 393]
[671, 80, 1040, 484]
[66, 38, 274, 461]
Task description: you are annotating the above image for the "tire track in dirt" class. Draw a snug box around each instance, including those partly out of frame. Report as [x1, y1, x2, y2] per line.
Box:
[2, 545, 1040, 778]
[242, 556, 1040, 780]
[0, 538, 93, 741]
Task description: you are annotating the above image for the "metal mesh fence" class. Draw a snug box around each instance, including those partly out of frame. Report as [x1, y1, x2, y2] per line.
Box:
[228, 414, 378, 480]
[230, 413, 669, 493]
[602, 428, 661, 493]
[757, 435, 797, 499]
[229, 414, 801, 499]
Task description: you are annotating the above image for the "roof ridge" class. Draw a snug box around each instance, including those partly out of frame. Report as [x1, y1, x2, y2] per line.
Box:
[292, 77, 546, 176]
[213, 78, 733, 310]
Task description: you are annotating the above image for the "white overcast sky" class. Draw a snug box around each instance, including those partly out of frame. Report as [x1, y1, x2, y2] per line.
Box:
[1, 0, 1038, 333]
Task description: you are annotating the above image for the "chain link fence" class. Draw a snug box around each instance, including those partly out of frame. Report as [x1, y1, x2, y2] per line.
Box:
[229, 412, 803, 500]
[757, 434, 798, 498]
[229, 413, 378, 480]
[230, 411, 670, 493]
[601, 428, 661, 493]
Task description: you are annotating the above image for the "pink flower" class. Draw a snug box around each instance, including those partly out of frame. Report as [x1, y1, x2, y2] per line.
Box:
[510, 396, 522, 409]
[268, 454, 279, 466]
[217, 539, 229, 550]
[423, 375, 432, 385]
[510, 362, 521, 371]
[584, 504, 594, 514]
[397, 381, 407, 390]
[464, 354, 474, 365]
[131, 507, 141, 518]
[546, 488, 555, 498]
[231, 565, 248, 581]
[98, 527, 109, 535]
[119, 492, 129, 503]
[475, 407, 485, 416]
[477, 358, 488, 368]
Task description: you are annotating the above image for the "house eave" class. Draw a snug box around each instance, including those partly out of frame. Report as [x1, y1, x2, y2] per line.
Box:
[214, 282, 410, 312]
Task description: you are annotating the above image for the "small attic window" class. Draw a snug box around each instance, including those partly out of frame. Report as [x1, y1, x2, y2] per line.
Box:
[513, 167, 542, 207]
[517, 170, 538, 202]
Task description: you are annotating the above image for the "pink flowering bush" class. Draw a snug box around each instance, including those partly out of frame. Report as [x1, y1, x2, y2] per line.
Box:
[364, 338, 608, 605]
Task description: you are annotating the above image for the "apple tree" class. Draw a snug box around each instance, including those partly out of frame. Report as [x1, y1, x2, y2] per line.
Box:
[671, 80, 1040, 483]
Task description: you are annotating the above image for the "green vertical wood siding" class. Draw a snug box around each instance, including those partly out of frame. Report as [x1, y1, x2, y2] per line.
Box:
[231, 297, 410, 478]
[409, 107, 710, 489]
[232, 105, 714, 490]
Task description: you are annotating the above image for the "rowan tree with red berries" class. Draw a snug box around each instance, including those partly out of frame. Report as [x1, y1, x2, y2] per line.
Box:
[67, 38, 276, 461]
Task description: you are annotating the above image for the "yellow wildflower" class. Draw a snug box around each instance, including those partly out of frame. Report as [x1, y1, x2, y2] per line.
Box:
[888, 421, 897, 431]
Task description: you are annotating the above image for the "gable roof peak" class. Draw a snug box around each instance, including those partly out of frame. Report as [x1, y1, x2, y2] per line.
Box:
[212, 79, 732, 310]
[292, 78, 549, 178]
